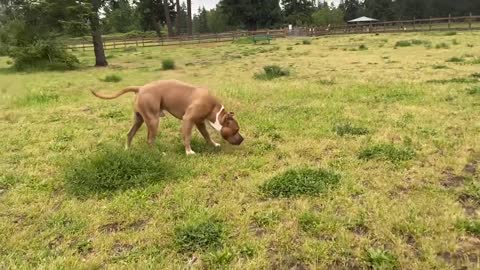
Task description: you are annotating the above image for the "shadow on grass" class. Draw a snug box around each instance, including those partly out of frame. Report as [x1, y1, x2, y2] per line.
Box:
[64, 145, 189, 199]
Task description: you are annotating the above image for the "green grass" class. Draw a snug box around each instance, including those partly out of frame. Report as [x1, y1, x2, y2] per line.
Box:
[456, 219, 480, 236]
[359, 144, 415, 163]
[446, 56, 464, 63]
[254, 65, 289, 80]
[260, 168, 341, 198]
[302, 39, 312, 45]
[1, 31, 480, 269]
[435, 42, 450, 49]
[101, 74, 122, 82]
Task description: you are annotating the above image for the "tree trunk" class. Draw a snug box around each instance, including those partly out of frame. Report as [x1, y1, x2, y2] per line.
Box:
[187, 0, 192, 35]
[152, 16, 162, 37]
[90, 0, 107, 67]
[175, 0, 181, 36]
[163, 0, 174, 37]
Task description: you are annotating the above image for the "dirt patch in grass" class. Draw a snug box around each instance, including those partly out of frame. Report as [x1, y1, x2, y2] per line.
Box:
[440, 168, 466, 188]
[260, 168, 341, 198]
[437, 237, 480, 267]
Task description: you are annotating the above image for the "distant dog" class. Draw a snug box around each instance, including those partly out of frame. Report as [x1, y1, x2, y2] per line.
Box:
[92, 80, 244, 155]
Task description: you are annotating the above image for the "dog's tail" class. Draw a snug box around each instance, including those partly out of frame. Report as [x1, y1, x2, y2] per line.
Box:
[91, 86, 141, 100]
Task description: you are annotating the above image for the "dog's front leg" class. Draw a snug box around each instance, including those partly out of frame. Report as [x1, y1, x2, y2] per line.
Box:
[196, 122, 220, 147]
[182, 118, 196, 155]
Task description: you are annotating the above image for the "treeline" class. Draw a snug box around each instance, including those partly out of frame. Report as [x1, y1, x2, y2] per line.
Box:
[0, 0, 478, 70]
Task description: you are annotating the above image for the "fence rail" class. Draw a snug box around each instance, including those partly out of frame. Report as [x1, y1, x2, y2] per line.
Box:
[293, 14, 480, 36]
[66, 15, 480, 51]
[66, 30, 287, 51]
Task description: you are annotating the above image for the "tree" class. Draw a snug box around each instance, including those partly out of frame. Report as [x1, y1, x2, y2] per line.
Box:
[282, 0, 315, 25]
[193, 7, 209, 33]
[312, 5, 344, 26]
[207, 7, 229, 33]
[163, 0, 174, 36]
[187, 0, 192, 35]
[89, 0, 108, 66]
[136, 0, 175, 37]
[340, 0, 364, 21]
[219, 0, 282, 30]
[364, 0, 394, 21]
[103, 0, 139, 33]
[175, 0, 181, 35]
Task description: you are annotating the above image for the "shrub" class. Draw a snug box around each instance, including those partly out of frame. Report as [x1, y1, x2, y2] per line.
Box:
[254, 65, 289, 80]
[471, 72, 480, 79]
[334, 123, 369, 136]
[6, 60, 12, 65]
[101, 74, 122, 83]
[9, 39, 79, 71]
[286, 47, 293, 51]
[445, 31, 457, 36]
[64, 146, 174, 197]
[302, 39, 311, 45]
[359, 144, 415, 163]
[174, 218, 225, 253]
[260, 168, 340, 198]
[359, 44, 368, 50]
[162, 59, 175, 70]
[366, 248, 398, 270]
[435, 43, 450, 49]
[452, 39, 460, 45]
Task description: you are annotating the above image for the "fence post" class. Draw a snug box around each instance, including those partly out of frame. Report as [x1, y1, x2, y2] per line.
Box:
[448, 14, 451, 29]
[142, 37, 145, 47]
[82, 41, 85, 51]
[113, 40, 116, 49]
[413, 16, 416, 31]
[124, 38, 126, 48]
[136, 39, 138, 47]
[429, 17, 432, 31]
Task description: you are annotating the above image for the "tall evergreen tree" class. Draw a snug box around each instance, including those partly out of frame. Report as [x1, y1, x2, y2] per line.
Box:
[282, 0, 315, 25]
[219, 0, 282, 30]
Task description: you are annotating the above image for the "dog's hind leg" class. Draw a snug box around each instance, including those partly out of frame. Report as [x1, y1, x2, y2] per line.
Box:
[145, 116, 159, 147]
[126, 112, 144, 150]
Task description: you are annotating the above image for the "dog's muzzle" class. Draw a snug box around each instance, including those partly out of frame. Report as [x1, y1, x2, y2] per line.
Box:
[228, 133, 244, 145]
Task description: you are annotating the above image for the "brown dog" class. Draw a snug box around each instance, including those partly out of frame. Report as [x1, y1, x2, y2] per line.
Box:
[92, 80, 243, 155]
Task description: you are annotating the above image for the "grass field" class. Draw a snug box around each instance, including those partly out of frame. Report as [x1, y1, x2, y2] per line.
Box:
[1, 30, 480, 269]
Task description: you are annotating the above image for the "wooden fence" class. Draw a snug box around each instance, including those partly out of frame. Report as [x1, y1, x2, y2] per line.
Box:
[66, 15, 480, 51]
[292, 14, 480, 36]
[66, 29, 287, 51]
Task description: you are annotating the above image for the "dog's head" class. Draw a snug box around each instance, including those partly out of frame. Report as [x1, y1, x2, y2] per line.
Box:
[220, 112, 244, 145]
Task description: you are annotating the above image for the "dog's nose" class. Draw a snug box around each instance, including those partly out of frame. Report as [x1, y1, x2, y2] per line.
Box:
[236, 135, 244, 145]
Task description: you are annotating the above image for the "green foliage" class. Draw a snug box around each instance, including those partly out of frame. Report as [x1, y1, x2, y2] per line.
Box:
[432, 64, 448, 69]
[359, 44, 368, 50]
[64, 146, 174, 198]
[395, 39, 430, 48]
[445, 31, 457, 36]
[394, 40, 411, 48]
[9, 40, 79, 71]
[312, 6, 344, 26]
[427, 77, 476, 84]
[204, 248, 235, 268]
[174, 218, 225, 253]
[456, 219, 480, 236]
[101, 74, 122, 83]
[260, 168, 341, 198]
[232, 37, 254, 44]
[302, 39, 312, 45]
[366, 248, 398, 270]
[103, 0, 140, 34]
[334, 123, 369, 136]
[359, 144, 415, 163]
[471, 72, 480, 79]
[162, 59, 175, 70]
[255, 65, 290, 80]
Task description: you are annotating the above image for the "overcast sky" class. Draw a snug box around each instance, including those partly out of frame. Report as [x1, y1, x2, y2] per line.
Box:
[192, 0, 341, 14]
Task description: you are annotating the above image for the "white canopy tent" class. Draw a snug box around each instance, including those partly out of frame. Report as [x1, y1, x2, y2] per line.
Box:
[348, 16, 379, 23]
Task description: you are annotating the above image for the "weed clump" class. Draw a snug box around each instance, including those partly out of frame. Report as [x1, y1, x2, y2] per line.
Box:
[302, 39, 312, 45]
[445, 31, 457, 36]
[162, 59, 175, 70]
[174, 218, 225, 253]
[359, 144, 415, 163]
[456, 219, 480, 236]
[435, 43, 450, 49]
[64, 146, 173, 197]
[260, 168, 340, 198]
[101, 74, 122, 83]
[251, 211, 280, 227]
[394, 40, 412, 48]
[446, 57, 464, 63]
[359, 44, 368, 50]
[334, 123, 369, 136]
[254, 65, 289, 80]
[467, 86, 480, 95]
[432, 64, 448, 69]
[298, 212, 320, 232]
[366, 248, 398, 269]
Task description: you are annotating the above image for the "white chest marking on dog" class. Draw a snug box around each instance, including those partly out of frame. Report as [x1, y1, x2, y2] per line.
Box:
[207, 105, 224, 132]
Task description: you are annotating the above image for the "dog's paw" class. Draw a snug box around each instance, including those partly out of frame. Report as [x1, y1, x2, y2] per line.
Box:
[213, 142, 221, 147]
[186, 150, 196, 155]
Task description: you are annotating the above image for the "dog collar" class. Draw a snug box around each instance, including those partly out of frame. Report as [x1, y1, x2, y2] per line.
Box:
[208, 105, 224, 132]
